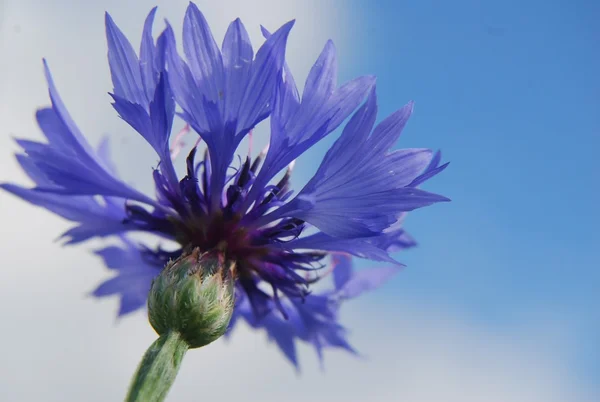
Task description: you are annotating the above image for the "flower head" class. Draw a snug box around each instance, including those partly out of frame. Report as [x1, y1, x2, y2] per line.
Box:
[1, 3, 449, 367]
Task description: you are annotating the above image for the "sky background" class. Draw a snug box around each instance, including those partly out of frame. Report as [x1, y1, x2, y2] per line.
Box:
[0, 0, 598, 401]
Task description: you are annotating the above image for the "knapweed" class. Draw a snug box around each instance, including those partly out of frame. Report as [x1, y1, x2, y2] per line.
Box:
[1, 3, 449, 368]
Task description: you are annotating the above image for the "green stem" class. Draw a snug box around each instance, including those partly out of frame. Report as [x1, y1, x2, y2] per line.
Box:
[125, 331, 189, 402]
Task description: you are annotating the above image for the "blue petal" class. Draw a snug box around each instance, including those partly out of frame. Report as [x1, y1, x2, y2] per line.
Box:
[283, 233, 399, 263]
[149, 73, 176, 156]
[247, 42, 375, 205]
[284, 188, 447, 239]
[304, 87, 377, 181]
[164, 24, 209, 132]
[262, 316, 299, 368]
[92, 238, 163, 316]
[155, 29, 168, 74]
[337, 266, 400, 300]
[42, 62, 96, 158]
[235, 20, 294, 132]
[110, 96, 152, 141]
[332, 254, 353, 290]
[318, 326, 357, 356]
[91, 272, 154, 316]
[267, 87, 449, 238]
[112, 74, 175, 159]
[14, 153, 53, 186]
[3, 131, 156, 244]
[298, 40, 337, 118]
[333, 253, 402, 303]
[119, 293, 149, 316]
[139, 7, 159, 101]
[20, 63, 156, 205]
[222, 19, 253, 126]
[0, 184, 117, 223]
[260, 26, 300, 122]
[105, 12, 146, 106]
[0, 184, 132, 244]
[370, 220, 418, 252]
[94, 245, 140, 270]
[238, 276, 273, 319]
[183, 3, 224, 110]
[409, 150, 450, 187]
[289, 295, 356, 364]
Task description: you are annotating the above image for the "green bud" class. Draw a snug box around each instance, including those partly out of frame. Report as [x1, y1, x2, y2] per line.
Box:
[148, 248, 236, 349]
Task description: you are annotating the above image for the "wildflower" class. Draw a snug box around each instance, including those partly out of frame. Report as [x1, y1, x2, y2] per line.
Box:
[1, 3, 448, 366]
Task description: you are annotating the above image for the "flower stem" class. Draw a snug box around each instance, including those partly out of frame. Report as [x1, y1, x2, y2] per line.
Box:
[125, 331, 189, 402]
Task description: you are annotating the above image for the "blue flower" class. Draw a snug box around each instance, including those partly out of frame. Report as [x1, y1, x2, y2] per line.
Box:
[0, 4, 449, 366]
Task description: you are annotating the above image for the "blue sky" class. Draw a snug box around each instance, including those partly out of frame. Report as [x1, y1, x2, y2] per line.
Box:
[311, 0, 599, 384]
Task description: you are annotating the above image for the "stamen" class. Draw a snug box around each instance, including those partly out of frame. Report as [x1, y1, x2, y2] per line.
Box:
[237, 157, 252, 188]
[250, 145, 269, 173]
[261, 162, 294, 205]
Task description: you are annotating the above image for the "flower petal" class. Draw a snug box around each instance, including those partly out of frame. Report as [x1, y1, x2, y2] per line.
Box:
[182, 2, 224, 109]
[332, 254, 353, 291]
[164, 24, 210, 131]
[235, 20, 294, 132]
[139, 7, 159, 100]
[338, 266, 400, 300]
[284, 233, 399, 263]
[92, 239, 164, 316]
[105, 12, 146, 106]
[24, 63, 156, 205]
[268, 87, 449, 238]
[297, 40, 337, 121]
[245, 42, 374, 207]
[0, 184, 132, 244]
[221, 18, 253, 126]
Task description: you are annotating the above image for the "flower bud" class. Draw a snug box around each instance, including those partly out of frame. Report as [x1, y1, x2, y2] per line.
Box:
[148, 248, 236, 349]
